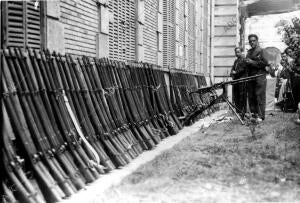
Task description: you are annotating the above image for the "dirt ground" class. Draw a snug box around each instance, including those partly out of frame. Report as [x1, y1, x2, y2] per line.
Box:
[93, 111, 300, 203]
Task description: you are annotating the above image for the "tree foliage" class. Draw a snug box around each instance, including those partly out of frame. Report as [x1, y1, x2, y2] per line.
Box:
[277, 17, 300, 56]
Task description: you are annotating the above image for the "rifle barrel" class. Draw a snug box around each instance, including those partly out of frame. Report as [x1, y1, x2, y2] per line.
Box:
[190, 74, 265, 95]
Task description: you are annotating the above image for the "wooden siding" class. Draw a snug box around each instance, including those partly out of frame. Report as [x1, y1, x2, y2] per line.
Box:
[60, 0, 99, 57]
[213, 0, 238, 80]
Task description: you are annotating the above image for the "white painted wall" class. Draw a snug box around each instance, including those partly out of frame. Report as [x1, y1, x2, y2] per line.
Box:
[213, 0, 239, 83]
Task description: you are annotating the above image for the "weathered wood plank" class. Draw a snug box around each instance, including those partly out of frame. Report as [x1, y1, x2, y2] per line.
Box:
[65, 38, 96, 50]
[60, 4, 98, 23]
[214, 36, 237, 46]
[215, 5, 237, 16]
[60, 12, 98, 29]
[214, 66, 232, 77]
[214, 56, 235, 66]
[64, 31, 96, 43]
[61, 0, 98, 14]
[214, 16, 236, 27]
[214, 26, 236, 36]
[65, 48, 95, 57]
[64, 25, 98, 38]
[214, 47, 235, 56]
[215, 0, 237, 5]
[65, 44, 96, 54]
[60, 17, 98, 32]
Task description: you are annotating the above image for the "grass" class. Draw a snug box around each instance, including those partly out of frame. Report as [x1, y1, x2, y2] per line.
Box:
[93, 111, 300, 203]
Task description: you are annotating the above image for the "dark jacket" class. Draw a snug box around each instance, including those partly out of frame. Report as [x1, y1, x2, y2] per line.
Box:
[230, 57, 247, 79]
[246, 46, 267, 76]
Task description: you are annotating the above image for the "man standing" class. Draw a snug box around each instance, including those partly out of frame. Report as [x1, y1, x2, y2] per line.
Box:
[231, 47, 247, 118]
[245, 34, 267, 122]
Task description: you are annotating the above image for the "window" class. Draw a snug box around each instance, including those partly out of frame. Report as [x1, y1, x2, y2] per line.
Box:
[1, 0, 46, 49]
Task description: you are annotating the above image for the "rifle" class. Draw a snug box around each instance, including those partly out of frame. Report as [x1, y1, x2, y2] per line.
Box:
[113, 61, 159, 147]
[128, 63, 168, 139]
[14, 48, 81, 195]
[86, 58, 139, 160]
[99, 59, 148, 151]
[2, 52, 66, 202]
[83, 57, 142, 157]
[169, 72, 184, 116]
[145, 64, 180, 135]
[71, 56, 131, 166]
[30, 49, 88, 189]
[56, 53, 116, 171]
[100, 59, 155, 149]
[153, 68, 183, 130]
[40, 49, 97, 183]
[3, 181, 18, 203]
[184, 74, 265, 125]
[119, 62, 162, 144]
[3, 103, 46, 203]
[138, 63, 169, 138]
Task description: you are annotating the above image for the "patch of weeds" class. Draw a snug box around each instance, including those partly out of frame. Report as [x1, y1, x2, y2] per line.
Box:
[199, 144, 227, 155]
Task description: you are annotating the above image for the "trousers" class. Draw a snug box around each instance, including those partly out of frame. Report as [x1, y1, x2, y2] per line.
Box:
[248, 74, 267, 119]
[232, 82, 247, 116]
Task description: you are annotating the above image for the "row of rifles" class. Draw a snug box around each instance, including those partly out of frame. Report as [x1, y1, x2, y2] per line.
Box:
[1, 47, 213, 203]
[169, 72, 217, 123]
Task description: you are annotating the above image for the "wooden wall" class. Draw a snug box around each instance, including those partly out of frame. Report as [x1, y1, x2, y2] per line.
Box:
[213, 0, 239, 83]
[60, 0, 99, 57]
[45, 0, 240, 80]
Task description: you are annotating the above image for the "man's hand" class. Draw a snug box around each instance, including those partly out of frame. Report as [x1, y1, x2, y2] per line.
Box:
[245, 58, 255, 65]
[231, 70, 236, 75]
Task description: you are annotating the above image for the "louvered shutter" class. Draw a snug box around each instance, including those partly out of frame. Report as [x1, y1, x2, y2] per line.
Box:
[202, 0, 209, 74]
[108, 0, 118, 60]
[163, 0, 176, 69]
[5, 1, 25, 48]
[108, 0, 136, 62]
[195, 0, 201, 73]
[3, 1, 43, 49]
[177, 0, 185, 70]
[144, 0, 158, 64]
[187, 0, 195, 72]
[26, 1, 41, 49]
